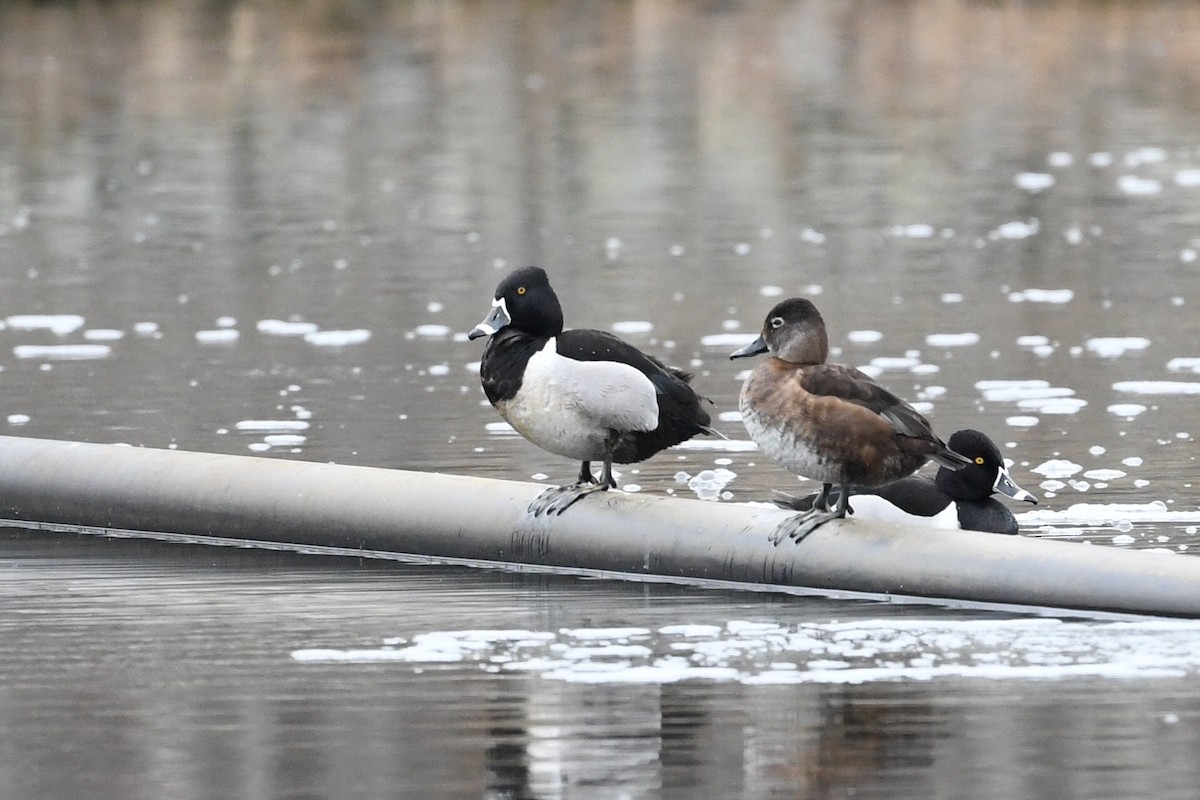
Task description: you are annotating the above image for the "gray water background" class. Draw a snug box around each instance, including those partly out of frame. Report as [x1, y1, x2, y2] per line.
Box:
[2, 1, 1200, 798]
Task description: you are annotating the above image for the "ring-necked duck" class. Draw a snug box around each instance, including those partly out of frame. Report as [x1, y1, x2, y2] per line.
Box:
[731, 297, 970, 544]
[469, 266, 714, 515]
[776, 429, 1038, 534]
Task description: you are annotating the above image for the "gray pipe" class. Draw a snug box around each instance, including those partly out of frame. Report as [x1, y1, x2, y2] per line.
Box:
[0, 434, 1197, 617]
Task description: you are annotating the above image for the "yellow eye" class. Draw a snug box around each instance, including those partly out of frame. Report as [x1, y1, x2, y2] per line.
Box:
[517, 286, 526, 295]
[974, 456, 985, 465]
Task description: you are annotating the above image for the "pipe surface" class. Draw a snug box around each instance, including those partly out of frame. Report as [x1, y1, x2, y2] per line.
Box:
[1, 435, 1198, 617]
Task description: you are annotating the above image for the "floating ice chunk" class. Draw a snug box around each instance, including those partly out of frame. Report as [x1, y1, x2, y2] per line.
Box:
[1176, 169, 1200, 187]
[1086, 337, 1151, 357]
[1167, 357, 1200, 373]
[1006, 416, 1039, 427]
[427, 364, 450, 376]
[134, 321, 159, 335]
[1032, 459, 1083, 478]
[413, 324, 451, 338]
[870, 356, 921, 370]
[1088, 152, 1114, 167]
[1108, 403, 1147, 417]
[1117, 175, 1162, 196]
[304, 329, 370, 346]
[235, 420, 310, 432]
[248, 442, 271, 452]
[1008, 288, 1073, 303]
[1111, 534, 1136, 546]
[1084, 469, 1126, 481]
[717, 410, 742, 422]
[264, 434, 306, 447]
[673, 439, 758, 452]
[257, 319, 319, 336]
[1089, 445, 1106, 455]
[216, 316, 237, 328]
[701, 333, 759, 347]
[1122, 456, 1144, 467]
[6, 314, 86, 335]
[464, 361, 481, 374]
[7, 414, 30, 425]
[1047, 152, 1074, 167]
[1019, 397, 1086, 414]
[1016, 335, 1050, 347]
[846, 330, 883, 343]
[760, 285, 784, 297]
[195, 329, 240, 344]
[1113, 381, 1200, 395]
[989, 219, 1039, 240]
[941, 293, 964, 304]
[612, 320, 652, 335]
[426, 301, 444, 313]
[14, 344, 111, 360]
[84, 329, 125, 341]
[1015, 172, 1055, 192]
[799, 228, 826, 244]
[1021, 500, 1200, 524]
[485, 421, 517, 435]
[890, 223, 936, 238]
[925, 332, 980, 347]
[976, 380, 1069, 402]
[1181, 249, 1197, 264]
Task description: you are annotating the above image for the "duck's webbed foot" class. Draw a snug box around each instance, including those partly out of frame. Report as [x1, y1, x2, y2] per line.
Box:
[767, 484, 852, 545]
[528, 481, 610, 516]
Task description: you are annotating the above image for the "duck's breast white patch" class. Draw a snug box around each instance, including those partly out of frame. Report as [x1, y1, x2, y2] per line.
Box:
[499, 338, 659, 461]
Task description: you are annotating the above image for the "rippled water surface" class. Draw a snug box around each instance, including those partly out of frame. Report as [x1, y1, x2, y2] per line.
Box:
[2, 1, 1200, 797]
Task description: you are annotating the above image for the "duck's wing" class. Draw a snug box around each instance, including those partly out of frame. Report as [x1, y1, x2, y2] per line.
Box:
[557, 329, 701, 404]
[870, 475, 952, 517]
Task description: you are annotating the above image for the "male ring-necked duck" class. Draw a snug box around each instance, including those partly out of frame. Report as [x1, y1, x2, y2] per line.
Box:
[469, 266, 714, 515]
[777, 429, 1038, 535]
[731, 297, 970, 544]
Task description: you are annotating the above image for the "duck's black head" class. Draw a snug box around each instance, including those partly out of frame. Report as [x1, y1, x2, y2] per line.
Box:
[936, 429, 1038, 505]
[468, 266, 565, 340]
[730, 297, 828, 365]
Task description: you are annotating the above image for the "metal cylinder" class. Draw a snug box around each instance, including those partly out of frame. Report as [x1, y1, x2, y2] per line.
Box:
[1, 434, 1197, 617]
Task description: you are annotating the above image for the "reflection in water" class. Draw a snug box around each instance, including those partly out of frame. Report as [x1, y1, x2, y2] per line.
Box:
[3, 1, 1200, 798]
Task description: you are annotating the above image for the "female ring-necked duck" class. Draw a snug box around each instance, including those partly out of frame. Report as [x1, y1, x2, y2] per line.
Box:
[469, 266, 714, 515]
[731, 297, 970, 544]
[777, 429, 1038, 535]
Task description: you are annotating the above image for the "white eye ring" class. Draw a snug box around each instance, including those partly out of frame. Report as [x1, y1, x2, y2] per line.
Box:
[770, 316, 784, 329]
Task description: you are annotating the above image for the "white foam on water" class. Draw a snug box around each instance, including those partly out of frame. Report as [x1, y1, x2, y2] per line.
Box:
[485, 421, 517, 435]
[1008, 288, 1073, 303]
[1047, 152, 1074, 167]
[1108, 403, 1147, 417]
[304, 329, 371, 346]
[1122, 456, 1144, 467]
[1167, 357, 1200, 373]
[1086, 337, 1151, 357]
[1021, 501, 1200, 525]
[1113, 381, 1200, 395]
[889, 223, 936, 238]
[216, 316, 237, 328]
[941, 293, 964, 303]
[846, 330, 883, 343]
[7, 414, 30, 425]
[6, 314, 86, 335]
[869, 356, 921, 370]
[1006, 416, 1040, 427]
[673, 439, 758, 453]
[1124, 146, 1167, 167]
[1020, 396, 1087, 414]
[14, 344, 111, 360]
[263, 434, 306, 447]
[1176, 169, 1200, 187]
[760, 285, 784, 297]
[1117, 175, 1162, 196]
[701, 332, 759, 347]
[1088, 152, 1114, 167]
[976, 380, 1074, 403]
[134, 321, 159, 335]
[235, 420, 310, 432]
[257, 319, 319, 336]
[687, 468, 737, 501]
[292, 619, 1200, 684]
[195, 329, 240, 344]
[1016, 335, 1050, 347]
[612, 320, 652, 335]
[925, 332, 980, 347]
[1083, 469, 1126, 481]
[84, 329, 125, 341]
[427, 364, 450, 376]
[1015, 172, 1055, 192]
[717, 410, 742, 422]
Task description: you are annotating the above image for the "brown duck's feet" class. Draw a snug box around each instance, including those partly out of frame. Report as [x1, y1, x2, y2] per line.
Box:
[768, 507, 844, 545]
[771, 490, 854, 516]
[528, 482, 611, 517]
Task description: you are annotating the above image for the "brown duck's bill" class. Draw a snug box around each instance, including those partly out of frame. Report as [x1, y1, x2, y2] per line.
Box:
[730, 335, 768, 359]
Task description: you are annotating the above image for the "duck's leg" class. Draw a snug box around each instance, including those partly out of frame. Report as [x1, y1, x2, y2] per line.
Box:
[528, 446, 617, 517]
[769, 483, 853, 545]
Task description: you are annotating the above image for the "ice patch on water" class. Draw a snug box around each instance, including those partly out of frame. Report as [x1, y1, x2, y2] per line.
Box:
[1088, 152, 1114, 168]
[84, 329, 125, 341]
[701, 333, 759, 347]
[717, 411, 742, 423]
[889, 224, 936, 238]
[673, 439, 758, 453]
[682, 468, 737, 501]
[485, 421, 518, 436]
[1113, 381, 1200, 395]
[1083, 469, 1126, 481]
[1015, 172, 1055, 192]
[925, 332, 980, 347]
[195, 329, 240, 344]
[293, 619, 1200, 684]
[976, 380, 1074, 403]
[760, 285, 784, 297]
[941, 293, 964, 304]
[989, 219, 1039, 240]
[869, 356, 921, 371]
[1008, 288, 1073, 303]
[304, 329, 370, 346]
[235, 420, 310, 432]
[846, 330, 883, 344]
[1167, 357, 1200, 374]
[1175, 169, 1200, 187]
[1086, 337, 1150, 357]
[134, 322, 159, 336]
[1021, 501, 1200, 525]
[257, 319, 319, 336]
[263, 434, 306, 447]
[1117, 175, 1162, 196]
[1006, 416, 1039, 427]
[14, 344, 111, 360]
[1016, 335, 1049, 347]
[7, 414, 30, 425]
[1124, 146, 1167, 167]
[1108, 403, 1147, 418]
[612, 321, 652, 335]
[1032, 459, 1082, 478]
[6, 314, 86, 335]
[1047, 152, 1074, 167]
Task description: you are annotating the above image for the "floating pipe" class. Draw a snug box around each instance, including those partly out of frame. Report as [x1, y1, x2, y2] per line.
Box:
[0, 434, 1198, 618]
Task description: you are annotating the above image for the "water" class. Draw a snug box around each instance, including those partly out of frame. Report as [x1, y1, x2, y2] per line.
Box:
[2, 1, 1200, 797]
